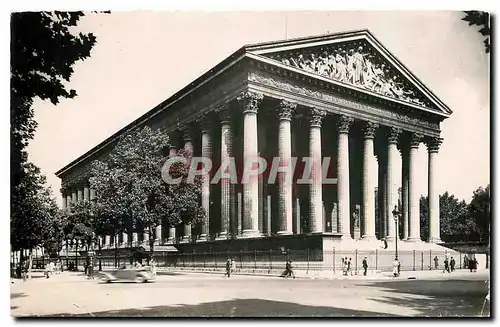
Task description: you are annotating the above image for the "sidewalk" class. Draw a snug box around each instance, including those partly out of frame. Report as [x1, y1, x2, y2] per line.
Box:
[160, 267, 489, 281]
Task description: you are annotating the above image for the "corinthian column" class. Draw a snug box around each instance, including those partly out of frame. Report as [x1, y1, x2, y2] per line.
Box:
[181, 127, 194, 242]
[167, 143, 177, 243]
[198, 116, 213, 242]
[308, 108, 326, 233]
[237, 91, 263, 237]
[386, 127, 402, 242]
[362, 121, 378, 240]
[408, 133, 423, 242]
[427, 137, 443, 243]
[337, 115, 353, 239]
[400, 143, 410, 240]
[277, 100, 296, 235]
[217, 103, 233, 239]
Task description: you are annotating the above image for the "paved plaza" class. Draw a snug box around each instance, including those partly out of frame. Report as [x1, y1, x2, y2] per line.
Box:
[11, 269, 490, 317]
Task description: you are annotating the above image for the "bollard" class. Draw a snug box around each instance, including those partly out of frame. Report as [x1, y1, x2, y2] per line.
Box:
[269, 250, 272, 271]
[254, 250, 257, 271]
[413, 250, 416, 271]
[430, 250, 433, 270]
[307, 248, 310, 274]
[421, 251, 424, 270]
[355, 249, 358, 274]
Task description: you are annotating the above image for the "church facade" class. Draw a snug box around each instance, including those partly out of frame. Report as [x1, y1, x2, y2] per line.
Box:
[56, 30, 452, 254]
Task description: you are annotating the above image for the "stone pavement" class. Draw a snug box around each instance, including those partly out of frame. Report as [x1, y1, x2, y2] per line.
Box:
[11, 269, 489, 317]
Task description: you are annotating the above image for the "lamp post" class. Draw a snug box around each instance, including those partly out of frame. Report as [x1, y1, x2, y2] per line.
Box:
[392, 203, 401, 260]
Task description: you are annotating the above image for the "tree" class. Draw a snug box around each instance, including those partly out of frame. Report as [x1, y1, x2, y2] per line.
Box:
[462, 11, 490, 53]
[90, 126, 204, 260]
[11, 12, 98, 192]
[420, 192, 470, 242]
[467, 185, 490, 242]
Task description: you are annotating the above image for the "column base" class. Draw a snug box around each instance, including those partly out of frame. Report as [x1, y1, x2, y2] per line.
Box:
[239, 230, 261, 238]
[277, 231, 293, 235]
[407, 237, 423, 242]
[361, 235, 377, 241]
[216, 232, 230, 241]
[166, 238, 175, 244]
[180, 236, 191, 243]
[427, 237, 442, 244]
[340, 233, 352, 240]
[196, 234, 208, 242]
[153, 239, 161, 246]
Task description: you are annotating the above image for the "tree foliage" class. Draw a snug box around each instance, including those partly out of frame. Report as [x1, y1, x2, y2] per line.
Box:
[420, 185, 491, 242]
[462, 11, 490, 53]
[89, 126, 205, 255]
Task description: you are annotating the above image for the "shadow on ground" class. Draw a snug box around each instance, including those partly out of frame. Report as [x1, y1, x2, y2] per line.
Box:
[362, 279, 490, 317]
[19, 298, 396, 318]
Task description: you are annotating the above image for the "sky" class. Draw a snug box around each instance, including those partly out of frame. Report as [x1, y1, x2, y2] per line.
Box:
[25, 11, 490, 206]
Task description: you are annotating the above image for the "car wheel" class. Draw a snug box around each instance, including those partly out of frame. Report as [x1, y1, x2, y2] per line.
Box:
[134, 276, 145, 283]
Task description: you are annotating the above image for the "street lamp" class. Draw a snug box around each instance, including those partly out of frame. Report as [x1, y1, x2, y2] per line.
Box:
[392, 203, 401, 260]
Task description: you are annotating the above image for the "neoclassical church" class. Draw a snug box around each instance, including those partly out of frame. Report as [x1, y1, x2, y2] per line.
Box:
[56, 30, 452, 255]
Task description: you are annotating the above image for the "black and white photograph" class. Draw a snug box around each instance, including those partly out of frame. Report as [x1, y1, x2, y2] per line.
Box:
[9, 7, 491, 318]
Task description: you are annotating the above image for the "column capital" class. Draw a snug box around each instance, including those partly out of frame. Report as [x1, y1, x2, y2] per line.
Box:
[426, 137, 443, 153]
[215, 102, 231, 124]
[277, 100, 297, 121]
[179, 125, 194, 142]
[308, 108, 326, 128]
[409, 132, 424, 148]
[337, 115, 354, 133]
[387, 127, 402, 144]
[362, 121, 379, 139]
[196, 113, 213, 133]
[237, 91, 263, 114]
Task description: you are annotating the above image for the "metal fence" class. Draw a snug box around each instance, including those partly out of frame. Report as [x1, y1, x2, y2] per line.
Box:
[88, 249, 469, 273]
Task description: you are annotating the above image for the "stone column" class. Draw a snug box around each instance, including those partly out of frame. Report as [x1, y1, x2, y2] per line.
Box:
[89, 188, 96, 201]
[72, 190, 77, 203]
[427, 137, 443, 243]
[308, 108, 326, 233]
[66, 193, 72, 208]
[217, 104, 233, 239]
[105, 235, 111, 247]
[386, 127, 402, 242]
[132, 232, 138, 246]
[237, 91, 263, 237]
[62, 192, 67, 209]
[277, 100, 296, 235]
[155, 225, 162, 245]
[400, 144, 410, 240]
[122, 232, 128, 246]
[77, 188, 83, 202]
[407, 133, 423, 242]
[143, 230, 149, 245]
[83, 186, 90, 202]
[198, 117, 212, 242]
[181, 127, 194, 242]
[337, 115, 353, 239]
[168, 144, 177, 243]
[362, 121, 378, 240]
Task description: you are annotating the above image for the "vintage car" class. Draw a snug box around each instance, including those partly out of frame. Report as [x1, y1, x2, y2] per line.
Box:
[99, 264, 155, 283]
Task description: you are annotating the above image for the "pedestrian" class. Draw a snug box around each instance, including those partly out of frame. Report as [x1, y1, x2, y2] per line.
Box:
[49, 261, 54, 277]
[463, 255, 469, 269]
[393, 258, 399, 277]
[433, 256, 439, 270]
[450, 257, 456, 272]
[347, 258, 353, 276]
[443, 258, 450, 273]
[150, 259, 157, 277]
[285, 260, 295, 279]
[84, 260, 88, 275]
[231, 258, 236, 274]
[342, 257, 348, 276]
[472, 258, 478, 272]
[382, 238, 388, 249]
[88, 257, 94, 279]
[225, 258, 231, 278]
[362, 256, 368, 276]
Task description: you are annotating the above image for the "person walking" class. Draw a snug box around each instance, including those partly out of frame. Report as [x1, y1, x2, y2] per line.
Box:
[433, 256, 439, 270]
[347, 258, 353, 276]
[225, 258, 231, 278]
[443, 257, 450, 273]
[285, 260, 295, 279]
[342, 257, 348, 276]
[362, 256, 368, 276]
[150, 259, 157, 277]
[393, 258, 399, 277]
[463, 255, 469, 269]
[450, 257, 456, 272]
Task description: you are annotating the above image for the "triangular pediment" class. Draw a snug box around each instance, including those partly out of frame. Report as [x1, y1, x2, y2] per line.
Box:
[245, 30, 451, 116]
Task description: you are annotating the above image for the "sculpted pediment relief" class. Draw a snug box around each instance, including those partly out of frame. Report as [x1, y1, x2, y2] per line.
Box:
[249, 31, 451, 115]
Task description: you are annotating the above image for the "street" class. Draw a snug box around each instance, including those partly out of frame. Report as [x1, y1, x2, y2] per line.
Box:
[11, 269, 490, 317]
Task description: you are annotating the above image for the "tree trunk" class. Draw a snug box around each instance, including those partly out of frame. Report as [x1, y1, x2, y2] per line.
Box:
[149, 226, 154, 265]
[28, 248, 33, 279]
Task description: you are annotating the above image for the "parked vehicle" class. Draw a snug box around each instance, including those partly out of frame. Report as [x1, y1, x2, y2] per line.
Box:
[99, 264, 155, 283]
